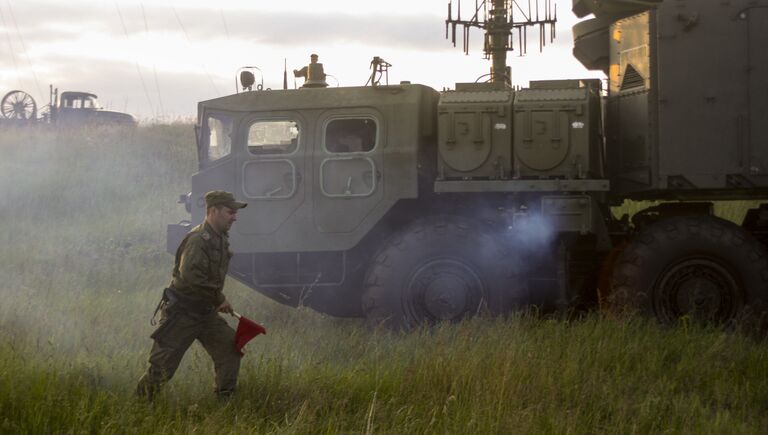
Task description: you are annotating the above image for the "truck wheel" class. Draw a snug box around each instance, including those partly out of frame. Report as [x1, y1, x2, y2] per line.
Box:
[362, 216, 517, 329]
[596, 242, 626, 311]
[611, 215, 768, 325]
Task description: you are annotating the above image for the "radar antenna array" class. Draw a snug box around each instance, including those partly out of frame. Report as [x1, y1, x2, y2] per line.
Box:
[445, 0, 557, 85]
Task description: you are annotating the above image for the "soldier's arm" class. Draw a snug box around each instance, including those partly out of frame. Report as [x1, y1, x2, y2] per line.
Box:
[217, 299, 234, 314]
[293, 66, 308, 78]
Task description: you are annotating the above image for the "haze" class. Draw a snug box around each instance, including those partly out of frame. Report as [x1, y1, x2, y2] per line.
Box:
[0, 0, 602, 121]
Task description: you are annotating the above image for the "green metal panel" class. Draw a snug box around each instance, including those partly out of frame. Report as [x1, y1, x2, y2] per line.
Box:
[606, 12, 654, 192]
[313, 108, 385, 234]
[749, 7, 768, 175]
[433, 179, 609, 193]
[512, 83, 600, 179]
[572, 15, 618, 74]
[608, 12, 650, 95]
[515, 110, 571, 171]
[656, 1, 748, 188]
[193, 84, 438, 252]
[603, 0, 768, 198]
[439, 111, 492, 172]
[541, 195, 593, 234]
[437, 89, 513, 179]
[237, 112, 306, 236]
[319, 157, 377, 197]
[242, 160, 297, 199]
[190, 157, 237, 224]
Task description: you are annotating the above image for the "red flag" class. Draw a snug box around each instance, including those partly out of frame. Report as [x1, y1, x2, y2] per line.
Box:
[233, 313, 266, 356]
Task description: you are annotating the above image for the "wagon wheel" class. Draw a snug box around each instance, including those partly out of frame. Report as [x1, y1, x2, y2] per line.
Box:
[1, 90, 37, 120]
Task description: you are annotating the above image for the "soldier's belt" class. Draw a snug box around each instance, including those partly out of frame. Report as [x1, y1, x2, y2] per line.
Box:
[163, 287, 216, 315]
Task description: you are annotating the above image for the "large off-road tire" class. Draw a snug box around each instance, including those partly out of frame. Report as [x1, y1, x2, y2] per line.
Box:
[362, 216, 520, 329]
[596, 242, 626, 310]
[611, 215, 768, 325]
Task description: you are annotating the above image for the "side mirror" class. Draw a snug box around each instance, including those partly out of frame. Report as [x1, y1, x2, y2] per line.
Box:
[194, 123, 204, 165]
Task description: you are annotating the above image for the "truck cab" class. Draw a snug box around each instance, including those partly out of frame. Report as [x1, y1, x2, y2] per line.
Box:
[170, 84, 439, 316]
[53, 91, 136, 127]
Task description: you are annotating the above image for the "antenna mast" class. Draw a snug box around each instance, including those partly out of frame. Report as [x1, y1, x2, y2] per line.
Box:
[445, 0, 557, 85]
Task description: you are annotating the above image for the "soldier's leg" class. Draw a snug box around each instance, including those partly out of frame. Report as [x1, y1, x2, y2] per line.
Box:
[198, 314, 241, 397]
[136, 313, 199, 400]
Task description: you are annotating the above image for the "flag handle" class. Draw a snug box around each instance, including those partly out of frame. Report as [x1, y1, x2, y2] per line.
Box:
[231, 311, 242, 319]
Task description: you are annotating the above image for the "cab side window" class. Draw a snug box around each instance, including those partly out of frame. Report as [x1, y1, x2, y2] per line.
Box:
[247, 120, 300, 155]
[325, 118, 377, 153]
[207, 115, 233, 162]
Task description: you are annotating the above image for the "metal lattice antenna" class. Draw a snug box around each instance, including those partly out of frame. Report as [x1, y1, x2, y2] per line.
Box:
[445, 0, 557, 85]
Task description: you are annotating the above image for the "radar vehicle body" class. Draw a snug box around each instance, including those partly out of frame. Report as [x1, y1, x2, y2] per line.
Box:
[169, 0, 768, 328]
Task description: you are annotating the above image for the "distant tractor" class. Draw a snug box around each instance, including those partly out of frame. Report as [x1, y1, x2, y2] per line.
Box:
[169, 0, 768, 329]
[0, 86, 136, 127]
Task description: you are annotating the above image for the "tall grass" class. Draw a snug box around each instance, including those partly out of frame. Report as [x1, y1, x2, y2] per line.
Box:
[0, 125, 766, 433]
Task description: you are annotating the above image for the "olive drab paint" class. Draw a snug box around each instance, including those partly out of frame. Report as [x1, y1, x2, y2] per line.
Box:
[167, 0, 768, 328]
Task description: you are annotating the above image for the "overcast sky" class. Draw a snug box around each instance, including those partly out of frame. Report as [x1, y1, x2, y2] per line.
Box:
[0, 0, 602, 121]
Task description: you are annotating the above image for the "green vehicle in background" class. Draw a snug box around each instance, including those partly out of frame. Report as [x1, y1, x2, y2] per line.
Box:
[1, 87, 136, 127]
[169, 0, 768, 329]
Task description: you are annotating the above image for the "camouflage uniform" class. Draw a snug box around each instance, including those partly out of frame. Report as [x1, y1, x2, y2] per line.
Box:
[137, 191, 246, 400]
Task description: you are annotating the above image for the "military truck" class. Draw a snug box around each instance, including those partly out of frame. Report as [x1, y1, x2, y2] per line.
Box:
[50, 90, 136, 127]
[0, 87, 136, 127]
[168, 0, 768, 328]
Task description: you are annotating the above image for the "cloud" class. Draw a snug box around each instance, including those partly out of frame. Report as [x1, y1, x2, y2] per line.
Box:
[3, 3, 449, 50]
[4, 1, 575, 53]
[0, 1, 596, 119]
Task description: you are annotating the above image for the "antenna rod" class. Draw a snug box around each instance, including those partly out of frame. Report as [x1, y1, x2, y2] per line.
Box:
[488, 0, 508, 84]
[283, 59, 288, 90]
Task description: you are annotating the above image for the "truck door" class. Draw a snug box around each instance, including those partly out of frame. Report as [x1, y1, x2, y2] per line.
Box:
[313, 110, 384, 233]
[237, 113, 306, 235]
[749, 8, 768, 173]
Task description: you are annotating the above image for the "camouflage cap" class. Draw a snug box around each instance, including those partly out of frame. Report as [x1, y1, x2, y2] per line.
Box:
[204, 190, 248, 209]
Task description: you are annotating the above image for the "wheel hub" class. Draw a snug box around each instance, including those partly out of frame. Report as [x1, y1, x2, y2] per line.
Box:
[406, 259, 483, 322]
[655, 257, 740, 322]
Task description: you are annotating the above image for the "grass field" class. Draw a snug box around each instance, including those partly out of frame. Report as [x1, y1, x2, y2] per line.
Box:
[1, 125, 766, 434]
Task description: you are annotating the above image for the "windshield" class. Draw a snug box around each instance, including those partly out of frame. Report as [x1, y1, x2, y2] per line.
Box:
[203, 113, 234, 163]
[62, 95, 98, 109]
[83, 96, 98, 109]
[247, 120, 300, 155]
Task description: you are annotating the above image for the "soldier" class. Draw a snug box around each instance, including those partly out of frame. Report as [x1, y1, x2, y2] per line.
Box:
[293, 53, 328, 88]
[136, 190, 247, 401]
[292, 53, 319, 80]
